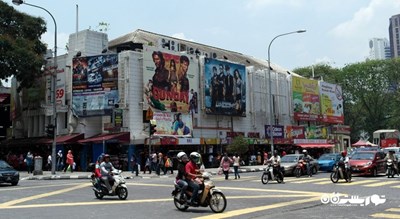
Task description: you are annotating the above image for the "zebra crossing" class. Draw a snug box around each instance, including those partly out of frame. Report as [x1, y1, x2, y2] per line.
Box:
[371, 208, 400, 218]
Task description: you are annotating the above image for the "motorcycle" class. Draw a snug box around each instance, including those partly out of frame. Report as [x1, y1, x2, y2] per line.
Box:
[91, 170, 128, 200]
[386, 159, 396, 178]
[172, 172, 227, 213]
[330, 161, 351, 183]
[261, 164, 284, 184]
[294, 159, 312, 177]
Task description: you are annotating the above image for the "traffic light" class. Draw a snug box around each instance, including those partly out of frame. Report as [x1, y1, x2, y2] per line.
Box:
[150, 124, 157, 136]
[45, 124, 55, 138]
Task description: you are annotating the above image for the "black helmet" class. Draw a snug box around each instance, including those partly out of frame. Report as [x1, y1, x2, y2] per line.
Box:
[273, 150, 278, 156]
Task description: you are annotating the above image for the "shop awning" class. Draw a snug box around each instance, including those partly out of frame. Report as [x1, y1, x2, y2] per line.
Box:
[295, 143, 334, 149]
[78, 132, 130, 144]
[43, 133, 85, 144]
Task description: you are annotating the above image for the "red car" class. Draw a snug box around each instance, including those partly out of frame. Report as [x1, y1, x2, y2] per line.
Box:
[349, 151, 386, 176]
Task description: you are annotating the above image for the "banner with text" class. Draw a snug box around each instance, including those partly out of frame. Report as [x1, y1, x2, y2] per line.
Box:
[292, 76, 320, 121]
[152, 112, 192, 137]
[319, 81, 344, 124]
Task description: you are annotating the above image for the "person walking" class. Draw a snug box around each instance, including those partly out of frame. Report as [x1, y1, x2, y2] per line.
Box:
[130, 154, 138, 176]
[63, 150, 74, 173]
[56, 150, 63, 171]
[26, 151, 34, 174]
[232, 153, 241, 179]
[220, 153, 233, 180]
[143, 155, 152, 174]
[164, 155, 173, 174]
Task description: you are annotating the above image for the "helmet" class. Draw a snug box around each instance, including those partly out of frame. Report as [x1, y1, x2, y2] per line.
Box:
[97, 153, 104, 162]
[103, 154, 110, 159]
[302, 149, 307, 154]
[190, 152, 201, 164]
[177, 152, 188, 162]
[273, 150, 278, 156]
[341, 151, 347, 157]
[389, 150, 395, 153]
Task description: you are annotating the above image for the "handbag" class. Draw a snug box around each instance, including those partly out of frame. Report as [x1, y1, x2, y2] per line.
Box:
[217, 167, 223, 175]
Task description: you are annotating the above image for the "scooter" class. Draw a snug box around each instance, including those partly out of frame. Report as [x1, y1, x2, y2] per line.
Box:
[92, 170, 128, 200]
[330, 161, 351, 183]
[172, 172, 227, 213]
[387, 159, 396, 178]
[294, 159, 306, 178]
[261, 164, 284, 184]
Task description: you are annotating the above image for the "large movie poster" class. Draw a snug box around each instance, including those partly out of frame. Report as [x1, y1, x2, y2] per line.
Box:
[204, 58, 246, 116]
[292, 76, 320, 121]
[319, 81, 344, 124]
[143, 46, 199, 113]
[152, 112, 192, 137]
[72, 54, 119, 117]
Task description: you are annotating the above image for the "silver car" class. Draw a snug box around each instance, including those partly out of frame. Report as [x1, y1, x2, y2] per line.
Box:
[280, 154, 319, 176]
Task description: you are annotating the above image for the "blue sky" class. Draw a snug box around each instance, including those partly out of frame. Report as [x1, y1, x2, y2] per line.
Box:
[6, 0, 400, 71]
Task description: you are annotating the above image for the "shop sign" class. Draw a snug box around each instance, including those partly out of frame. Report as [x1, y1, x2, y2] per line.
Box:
[247, 132, 260, 138]
[179, 138, 200, 145]
[294, 139, 327, 144]
[265, 125, 284, 138]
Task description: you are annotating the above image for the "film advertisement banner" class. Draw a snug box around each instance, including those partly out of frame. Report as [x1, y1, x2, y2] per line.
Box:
[152, 112, 192, 137]
[143, 46, 199, 113]
[319, 81, 344, 124]
[72, 54, 119, 117]
[204, 58, 246, 116]
[292, 76, 320, 121]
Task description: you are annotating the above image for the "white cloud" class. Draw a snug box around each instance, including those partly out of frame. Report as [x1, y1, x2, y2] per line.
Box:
[245, 0, 303, 11]
[171, 33, 194, 42]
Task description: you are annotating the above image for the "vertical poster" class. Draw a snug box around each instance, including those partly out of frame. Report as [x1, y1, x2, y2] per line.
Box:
[292, 76, 320, 121]
[72, 54, 119, 117]
[204, 58, 246, 116]
[319, 81, 344, 124]
[143, 46, 199, 114]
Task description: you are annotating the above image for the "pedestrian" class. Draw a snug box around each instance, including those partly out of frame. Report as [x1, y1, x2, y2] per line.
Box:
[281, 150, 287, 157]
[164, 155, 173, 174]
[47, 154, 52, 171]
[143, 155, 152, 174]
[56, 150, 63, 171]
[25, 151, 34, 174]
[63, 150, 74, 173]
[232, 153, 241, 179]
[263, 151, 269, 165]
[157, 152, 164, 175]
[151, 152, 158, 172]
[18, 154, 24, 170]
[130, 154, 138, 176]
[220, 153, 233, 180]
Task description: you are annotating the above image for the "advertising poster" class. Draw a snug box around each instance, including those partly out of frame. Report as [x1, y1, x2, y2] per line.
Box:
[143, 46, 199, 113]
[319, 81, 344, 124]
[204, 58, 246, 116]
[152, 112, 192, 137]
[305, 126, 327, 139]
[72, 54, 119, 117]
[265, 125, 285, 139]
[285, 126, 306, 139]
[292, 76, 320, 121]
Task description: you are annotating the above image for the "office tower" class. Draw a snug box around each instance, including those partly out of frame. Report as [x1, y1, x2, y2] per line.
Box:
[389, 14, 400, 58]
[368, 38, 390, 60]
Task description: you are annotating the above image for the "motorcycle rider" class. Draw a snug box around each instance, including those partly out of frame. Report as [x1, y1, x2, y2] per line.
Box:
[100, 154, 117, 194]
[267, 150, 281, 178]
[384, 150, 398, 175]
[185, 152, 201, 205]
[175, 152, 189, 201]
[302, 150, 313, 177]
[339, 151, 350, 178]
[93, 153, 104, 192]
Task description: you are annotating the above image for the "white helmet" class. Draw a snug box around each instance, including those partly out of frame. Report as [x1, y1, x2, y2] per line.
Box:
[177, 152, 187, 162]
[302, 149, 307, 154]
[190, 152, 201, 164]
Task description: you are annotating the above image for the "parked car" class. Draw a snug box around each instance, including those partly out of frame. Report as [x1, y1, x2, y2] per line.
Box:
[382, 147, 400, 154]
[0, 160, 19, 186]
[349, 147, 381, 158]
[349, 151, 386, 176]
[318, 153, 341, 172]
[280, 154, 319, 176]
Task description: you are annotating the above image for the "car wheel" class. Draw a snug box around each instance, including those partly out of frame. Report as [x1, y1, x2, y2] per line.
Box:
[312, 166, 318, 174]
[11, 181, 18, 186]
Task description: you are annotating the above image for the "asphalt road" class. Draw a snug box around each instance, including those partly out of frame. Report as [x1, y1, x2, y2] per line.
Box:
[0, 171, 400, 219]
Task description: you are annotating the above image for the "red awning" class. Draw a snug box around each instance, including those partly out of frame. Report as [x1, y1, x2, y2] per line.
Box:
[78, 132, 130, 144]
[296, 143, 334, 149]
[43, 133, 85, 144]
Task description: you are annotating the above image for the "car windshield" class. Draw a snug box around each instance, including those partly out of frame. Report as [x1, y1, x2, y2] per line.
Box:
[351, 152, 375, 160]
[319, 154, 337, 160]
[0, 160, 13, 170]
[281, 155, 299, 163]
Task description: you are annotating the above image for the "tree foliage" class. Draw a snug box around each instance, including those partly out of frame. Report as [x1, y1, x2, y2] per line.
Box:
[0, 1, 47, 91]
[226, 135, 248, 156]
[294, 58, 400, 142]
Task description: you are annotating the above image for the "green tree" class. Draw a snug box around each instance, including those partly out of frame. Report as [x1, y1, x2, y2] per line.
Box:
[226, 135, 248, 156]
[0, 1, 47, 91]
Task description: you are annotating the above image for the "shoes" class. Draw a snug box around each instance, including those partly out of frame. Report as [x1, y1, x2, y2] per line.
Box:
[238, 175, 240, 179]
[108, 190, 113, 194]
[189, 200, 198, 206]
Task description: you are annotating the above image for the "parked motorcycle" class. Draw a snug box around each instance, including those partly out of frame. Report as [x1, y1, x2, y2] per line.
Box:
[261, 164, 284, 184]
[330, 161, 351, 183]
[91, 170, 128, 200]
[387, 159, 395, 178]
[172, 172, 227, 213]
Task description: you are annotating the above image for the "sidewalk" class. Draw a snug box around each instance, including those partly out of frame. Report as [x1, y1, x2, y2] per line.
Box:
[20, 165, 267, 180]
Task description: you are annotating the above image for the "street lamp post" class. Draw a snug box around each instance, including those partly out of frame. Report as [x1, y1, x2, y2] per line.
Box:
[13, 0, 58, 175]
[267, 29, 306, 155]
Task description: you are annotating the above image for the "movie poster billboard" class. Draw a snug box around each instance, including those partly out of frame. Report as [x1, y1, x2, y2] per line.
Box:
[204, 58, 246, 116]
[72, 54, 119, 117]
[292, 76, 320, 121]
[319, 81, 344, 124]
[152, 112, 192, 137]
[143, 46, 199, 114]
